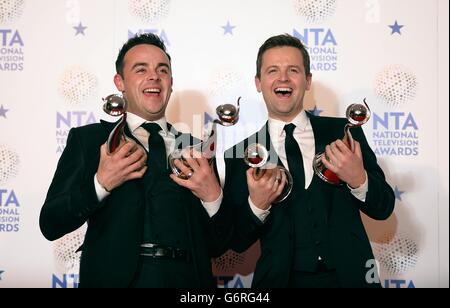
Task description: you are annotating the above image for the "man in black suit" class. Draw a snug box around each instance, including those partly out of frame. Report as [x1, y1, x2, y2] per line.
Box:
[221, 34, 395, 288]
[39, 33, 227, 288]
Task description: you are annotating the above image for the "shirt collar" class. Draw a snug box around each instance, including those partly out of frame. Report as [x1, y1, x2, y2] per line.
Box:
[268, 110, 309, 138]
[126, 112, 169, 135]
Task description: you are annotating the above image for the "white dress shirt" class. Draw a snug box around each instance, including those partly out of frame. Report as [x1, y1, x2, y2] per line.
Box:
[94, 112, 222, 217]
[249, 110, 368, 222]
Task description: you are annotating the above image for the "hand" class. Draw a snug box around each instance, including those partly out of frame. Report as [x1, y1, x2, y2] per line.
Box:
[246, 166, 285, 210]
[96, 141, 147, 192]
[321, 139, 366, 188]
[169, 150, 221, 202]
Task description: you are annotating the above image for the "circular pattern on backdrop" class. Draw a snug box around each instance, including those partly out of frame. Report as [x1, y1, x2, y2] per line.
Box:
[293, 0, 337, 24]
[213, 250, 245, 272]
[129, 0, 171, 24]
[375, 65, 418, 107]
[209, 68, 243, 104]
[0, 0, 25, 25]
[58, 66, 98, 106]
[372, 232, 419, 275]
[0, 145, 20, 185]
[53, 224, 87, 274]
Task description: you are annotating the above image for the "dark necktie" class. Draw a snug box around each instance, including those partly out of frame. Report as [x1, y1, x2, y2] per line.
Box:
[141, 122, 167, 169]
[284, 123, 305, 192]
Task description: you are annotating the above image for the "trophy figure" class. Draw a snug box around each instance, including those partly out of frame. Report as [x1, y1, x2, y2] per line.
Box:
[169, 97, 241, 179]
[244, 143, 293, 203]
[313, 98, 371, 185]
[102, 94, 128, 154]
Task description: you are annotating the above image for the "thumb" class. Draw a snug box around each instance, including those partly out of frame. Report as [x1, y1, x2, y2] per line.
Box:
[100, 142, 109, 157]
[353, 141, 362, 159]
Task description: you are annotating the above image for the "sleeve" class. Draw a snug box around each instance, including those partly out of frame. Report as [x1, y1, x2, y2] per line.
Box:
[39, 128, 104, 241]
[353, 126, 395, 220]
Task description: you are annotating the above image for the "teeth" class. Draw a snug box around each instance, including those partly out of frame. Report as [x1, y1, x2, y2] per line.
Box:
[275, 88, 292, 93]
[143, 88, 161, 93]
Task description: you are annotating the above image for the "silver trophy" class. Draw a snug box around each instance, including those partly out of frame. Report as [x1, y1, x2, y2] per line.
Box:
[102, 94, 128, 153]
[313, 98, 371, 185]
[244, 143, 293, 203]
[169, 97, 241, 179]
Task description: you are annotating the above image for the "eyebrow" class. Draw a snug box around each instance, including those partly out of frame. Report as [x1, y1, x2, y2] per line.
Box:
[264, 65, 302, 72]
[131, 62, 170, 70]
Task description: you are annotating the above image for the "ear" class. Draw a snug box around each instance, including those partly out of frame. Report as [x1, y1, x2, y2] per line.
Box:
[306, 74, 312, 91]
[255, 76, 262, 93]
[114, 74, 125, 92]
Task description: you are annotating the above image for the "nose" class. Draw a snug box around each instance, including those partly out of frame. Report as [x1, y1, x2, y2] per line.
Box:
[146, 70, 160, 81]
[278, 70, 289, 82]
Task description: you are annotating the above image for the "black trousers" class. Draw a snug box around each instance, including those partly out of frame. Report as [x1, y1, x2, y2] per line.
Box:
[289, 260, 340, 288]
[130, 256, 197, 288]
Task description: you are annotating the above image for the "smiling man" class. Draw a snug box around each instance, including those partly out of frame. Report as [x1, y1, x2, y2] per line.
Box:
[219, 34, 395, 288]
[39, 33, 226, 288]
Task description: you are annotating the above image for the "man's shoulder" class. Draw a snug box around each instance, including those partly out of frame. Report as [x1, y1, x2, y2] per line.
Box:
[307, 111, 347, 126]
[67, 122, 110, 145]
[72, 122, 105, 134]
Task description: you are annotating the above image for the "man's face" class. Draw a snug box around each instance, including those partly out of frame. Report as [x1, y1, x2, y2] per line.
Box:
[255, 46, 312, 122]
[114, 44, 173, 121]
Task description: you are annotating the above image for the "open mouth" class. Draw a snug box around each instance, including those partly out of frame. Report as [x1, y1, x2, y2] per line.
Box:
[143, 88, 161, 96]
[274, 87, 293, 98]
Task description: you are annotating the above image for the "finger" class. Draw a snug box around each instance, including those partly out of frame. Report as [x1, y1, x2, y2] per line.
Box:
[125, 145, 147, 165]
[324, 145, 337, 165]
[173, 158, 194, 178]
[127, 166, 148, 180]
[275, 171, 287, 195]
[271, 169, 282, 192]
[183, 150, 201, 172]
[124, 151, 148, 174]
[353, 141, 363, 160]
[335, 139, 352, 156]
[100, 143, 109, 157]
[321, 152, 336, 172]
[170, 173, 193, 189]
[246, 167, 255, 183]
[116, 141, 137, 159]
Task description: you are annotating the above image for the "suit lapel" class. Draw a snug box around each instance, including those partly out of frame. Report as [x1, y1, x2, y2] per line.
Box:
[307, 112, 332, 155]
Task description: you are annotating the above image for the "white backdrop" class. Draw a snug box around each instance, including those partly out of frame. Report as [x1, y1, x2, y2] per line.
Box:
[0, 0, 448, 288]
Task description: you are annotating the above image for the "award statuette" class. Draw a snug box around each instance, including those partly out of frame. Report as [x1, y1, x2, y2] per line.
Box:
[244, 143, 293, 203]
[313, 98, 372, 185]
[102, 94, 128, 154]
[169, 97, 241, 179]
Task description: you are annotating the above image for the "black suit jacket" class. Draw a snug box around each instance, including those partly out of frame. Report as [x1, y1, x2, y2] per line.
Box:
[220, 112, 395, 287]
[40, 120, 229, 288]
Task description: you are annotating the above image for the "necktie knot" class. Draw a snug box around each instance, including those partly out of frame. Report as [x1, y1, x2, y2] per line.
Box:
[284, 123, 296, 136]
[142, 122, 162, 135]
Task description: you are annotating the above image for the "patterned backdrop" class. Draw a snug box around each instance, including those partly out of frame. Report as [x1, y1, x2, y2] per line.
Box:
[0, 0, 448, 288]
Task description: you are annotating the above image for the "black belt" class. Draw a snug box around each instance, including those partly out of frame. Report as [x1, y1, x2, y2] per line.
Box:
[140, 244, 190, 261]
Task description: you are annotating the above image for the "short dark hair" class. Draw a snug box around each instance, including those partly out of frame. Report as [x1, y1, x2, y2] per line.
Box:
[256, 34, 311, 78]
[115, 33, 171, 77]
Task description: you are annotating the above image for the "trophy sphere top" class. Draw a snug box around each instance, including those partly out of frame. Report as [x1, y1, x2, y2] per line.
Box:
[244, 143, 269, 168]
[345, 99, 371, 126]
[102, 94, 127, 116]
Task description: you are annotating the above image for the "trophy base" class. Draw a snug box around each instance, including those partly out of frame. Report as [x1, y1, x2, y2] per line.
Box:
[313, 153, 343, 186]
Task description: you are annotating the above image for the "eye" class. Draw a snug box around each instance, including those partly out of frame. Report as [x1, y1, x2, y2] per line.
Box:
[158, 67, 169, 74]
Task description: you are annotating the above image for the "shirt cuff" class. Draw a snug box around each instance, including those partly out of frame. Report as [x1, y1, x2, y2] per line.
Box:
[248, 196, 271, 223]
[348, 171, 368, 202]
[94, 173, 110, 202]
[201, 189, 223, 217]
